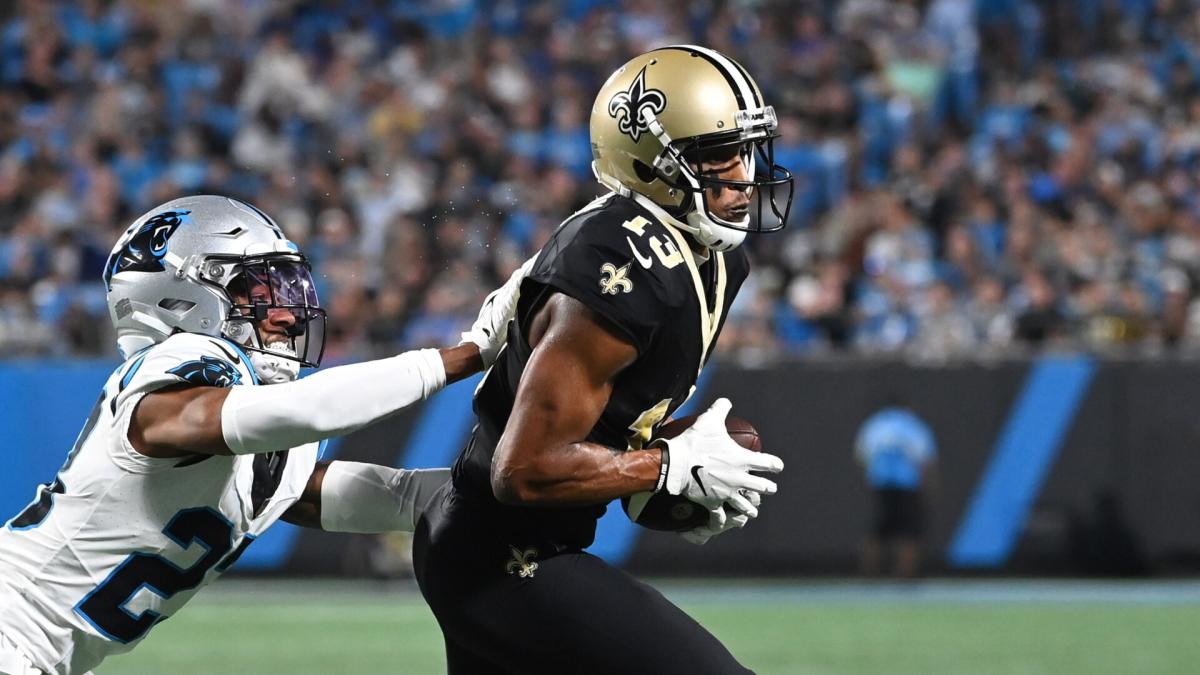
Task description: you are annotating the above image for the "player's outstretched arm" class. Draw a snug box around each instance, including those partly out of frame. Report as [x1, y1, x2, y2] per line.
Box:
[132, 347, 449, 457]
[131, 261, 532, 459]
[491, 292, 664, 505]
[280, 461, 450, 531]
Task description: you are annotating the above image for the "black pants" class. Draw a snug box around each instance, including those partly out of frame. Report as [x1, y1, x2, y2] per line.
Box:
[412, 482, 753, 675]
[872, 487, 923, 539]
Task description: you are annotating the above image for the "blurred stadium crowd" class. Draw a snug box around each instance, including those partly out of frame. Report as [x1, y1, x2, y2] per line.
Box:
[3, 0, 1200, 363]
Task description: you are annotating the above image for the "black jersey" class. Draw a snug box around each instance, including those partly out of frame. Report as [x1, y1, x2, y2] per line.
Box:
[453, 193, 749, 547]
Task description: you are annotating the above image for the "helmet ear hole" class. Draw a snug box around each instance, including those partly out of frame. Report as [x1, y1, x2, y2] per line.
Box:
[633, 160, 658, 184]
[157, 298, 196, 316]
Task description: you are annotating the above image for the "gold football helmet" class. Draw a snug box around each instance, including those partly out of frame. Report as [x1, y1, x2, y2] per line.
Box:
[590, 45, 794, 251]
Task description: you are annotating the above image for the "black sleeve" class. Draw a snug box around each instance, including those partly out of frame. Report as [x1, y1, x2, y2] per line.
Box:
[521, 211, 678, 354]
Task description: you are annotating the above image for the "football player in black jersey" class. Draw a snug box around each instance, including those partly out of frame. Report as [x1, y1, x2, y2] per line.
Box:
[413, 45, 795, 674]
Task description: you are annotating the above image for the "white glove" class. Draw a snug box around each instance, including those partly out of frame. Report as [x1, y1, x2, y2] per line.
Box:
[461, 256, 536, 368]
[657, 398, 783, 517]
[680, 491, 761, 546]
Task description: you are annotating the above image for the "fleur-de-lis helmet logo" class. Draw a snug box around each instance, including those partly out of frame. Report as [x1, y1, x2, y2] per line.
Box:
[607, 66, 666, 143]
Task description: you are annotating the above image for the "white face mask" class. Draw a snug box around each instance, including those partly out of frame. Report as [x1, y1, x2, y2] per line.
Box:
[249, 342, 301, 384]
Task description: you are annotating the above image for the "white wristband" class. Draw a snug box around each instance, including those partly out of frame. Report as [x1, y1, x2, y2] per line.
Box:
[319, 462, 450, 533]
[221, 349, 446, 455]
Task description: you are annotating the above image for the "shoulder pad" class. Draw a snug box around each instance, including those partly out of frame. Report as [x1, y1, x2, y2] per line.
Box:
[109, 333, 256, 416]
[541, 196, 693, 302]
[154, 333, 256, 385]
[524, 196, 700, 353]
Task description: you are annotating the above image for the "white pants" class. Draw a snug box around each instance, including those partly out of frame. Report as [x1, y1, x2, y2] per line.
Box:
[0, 633, 40, 675]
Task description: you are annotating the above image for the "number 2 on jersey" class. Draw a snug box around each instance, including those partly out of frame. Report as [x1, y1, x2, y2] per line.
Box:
[75, 507, 236, 644]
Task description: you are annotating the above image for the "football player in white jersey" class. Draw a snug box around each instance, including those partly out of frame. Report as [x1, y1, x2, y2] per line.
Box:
[0, 195, 528, 675]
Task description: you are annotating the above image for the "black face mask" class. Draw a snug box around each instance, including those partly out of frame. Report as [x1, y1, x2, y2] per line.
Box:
[219, 255, 327, 368]
[665, 134, 795, 233]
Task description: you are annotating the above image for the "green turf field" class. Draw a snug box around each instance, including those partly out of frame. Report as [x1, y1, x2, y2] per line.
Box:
[101, 579, 1200, 674]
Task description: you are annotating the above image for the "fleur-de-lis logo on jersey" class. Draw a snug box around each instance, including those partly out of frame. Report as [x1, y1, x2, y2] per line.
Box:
[608, 66, 666, 143]
[505, 545, 540, 578]
[599, 262, 634, 295]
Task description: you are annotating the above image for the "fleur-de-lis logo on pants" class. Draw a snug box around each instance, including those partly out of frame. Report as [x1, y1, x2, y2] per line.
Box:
[505, 545, 540, 579]
[608, 66, 666, 143]
[599, 262, 634, 295]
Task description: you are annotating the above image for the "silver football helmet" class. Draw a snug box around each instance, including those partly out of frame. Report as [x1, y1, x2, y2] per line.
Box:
[104, 195, 326, 382]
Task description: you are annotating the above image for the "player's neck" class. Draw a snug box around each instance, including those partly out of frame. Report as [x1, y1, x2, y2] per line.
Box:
[683, 233, 710, 261]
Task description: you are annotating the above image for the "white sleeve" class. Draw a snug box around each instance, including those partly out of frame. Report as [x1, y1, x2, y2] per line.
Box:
[220, 349, 446, 455]
[319, 462, 450, 533]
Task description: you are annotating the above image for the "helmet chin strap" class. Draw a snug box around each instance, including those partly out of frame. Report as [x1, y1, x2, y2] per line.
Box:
[685, 192, 748, 252]
[249, 342, 300, 384]
[222, 320, 301, 384]
[685, 210, 747, 252]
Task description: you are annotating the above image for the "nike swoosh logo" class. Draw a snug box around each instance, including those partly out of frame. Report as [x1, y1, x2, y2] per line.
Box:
[626, 237, 654, 269]
[690, 465, 708, 496]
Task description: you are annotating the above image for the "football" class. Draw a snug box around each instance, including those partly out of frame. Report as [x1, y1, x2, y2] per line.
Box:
[622, 414, 762, 532]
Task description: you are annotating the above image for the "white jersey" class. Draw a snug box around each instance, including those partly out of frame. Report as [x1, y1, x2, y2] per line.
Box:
[0, 333, 318, 675]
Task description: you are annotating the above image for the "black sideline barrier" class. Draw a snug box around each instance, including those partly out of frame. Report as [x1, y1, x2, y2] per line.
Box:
[281, 358, 1200, 576]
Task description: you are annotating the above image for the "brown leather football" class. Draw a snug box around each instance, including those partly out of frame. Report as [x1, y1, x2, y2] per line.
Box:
[621, 415, 761, 532]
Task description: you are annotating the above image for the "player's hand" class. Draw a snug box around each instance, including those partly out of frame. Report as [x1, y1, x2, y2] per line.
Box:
[461, 256, 536, 368]
[657, 398, 783, 516]
[680, 491, 761, 545]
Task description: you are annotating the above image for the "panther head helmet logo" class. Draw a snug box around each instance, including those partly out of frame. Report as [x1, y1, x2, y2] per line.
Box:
[104, 210, 192, 290]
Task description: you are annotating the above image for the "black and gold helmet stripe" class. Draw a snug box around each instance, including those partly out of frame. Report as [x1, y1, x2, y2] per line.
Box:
[665, 44, 761, 110]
